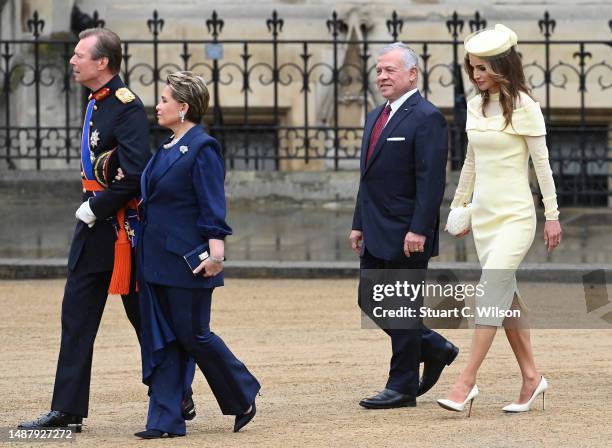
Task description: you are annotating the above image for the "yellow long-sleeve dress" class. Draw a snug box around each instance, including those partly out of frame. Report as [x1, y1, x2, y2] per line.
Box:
[451, 91, 559, 326]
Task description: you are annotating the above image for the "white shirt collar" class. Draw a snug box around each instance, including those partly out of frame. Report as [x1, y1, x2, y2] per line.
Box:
[386, 88, 419, 120]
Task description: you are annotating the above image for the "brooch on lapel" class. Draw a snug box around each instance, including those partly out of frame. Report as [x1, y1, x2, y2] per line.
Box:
[179, 145, 189, 154]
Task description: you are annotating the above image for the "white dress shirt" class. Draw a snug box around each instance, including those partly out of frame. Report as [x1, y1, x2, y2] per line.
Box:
[385, 88, 419, 124]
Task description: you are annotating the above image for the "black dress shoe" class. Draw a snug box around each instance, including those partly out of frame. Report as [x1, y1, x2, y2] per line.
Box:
[234, 402, 256, 433]
[134, 429, 184, 439]
[18, 411, 83, 433]
[181, 396, 196, 421]
[359, 389, 416, 409]
[417, 341, 459, 397]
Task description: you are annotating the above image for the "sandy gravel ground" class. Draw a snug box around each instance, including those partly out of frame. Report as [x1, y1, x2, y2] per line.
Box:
[1, 279, 611, 447]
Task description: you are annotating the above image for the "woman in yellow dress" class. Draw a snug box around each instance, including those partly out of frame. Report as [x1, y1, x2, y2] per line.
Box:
[436, 25, 563, 415]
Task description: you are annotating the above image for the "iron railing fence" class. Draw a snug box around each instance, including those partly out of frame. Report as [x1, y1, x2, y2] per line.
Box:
[0, 9, 611, 205]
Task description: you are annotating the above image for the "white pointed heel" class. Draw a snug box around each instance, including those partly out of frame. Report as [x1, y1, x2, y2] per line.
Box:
[437, 385, 479, 417]
[502, 376, 548, 413]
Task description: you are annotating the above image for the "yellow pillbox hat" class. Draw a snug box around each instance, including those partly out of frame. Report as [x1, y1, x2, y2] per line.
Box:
[464, 24, 518, 57]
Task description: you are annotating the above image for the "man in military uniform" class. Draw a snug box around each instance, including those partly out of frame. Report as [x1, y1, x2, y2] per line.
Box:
[19, 28, 194, 432]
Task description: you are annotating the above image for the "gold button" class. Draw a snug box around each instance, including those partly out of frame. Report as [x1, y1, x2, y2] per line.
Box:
[93, 105, 98, 110]
[80, 171, 84, 176]
[89, 121, 93, 126]
[82, 188, 87, 193]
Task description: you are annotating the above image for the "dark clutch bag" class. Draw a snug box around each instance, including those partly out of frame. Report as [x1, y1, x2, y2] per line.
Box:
[183, 243, 210, 274]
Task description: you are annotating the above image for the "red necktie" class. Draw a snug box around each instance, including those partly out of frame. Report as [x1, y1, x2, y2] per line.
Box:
[365, 104, 392, 165]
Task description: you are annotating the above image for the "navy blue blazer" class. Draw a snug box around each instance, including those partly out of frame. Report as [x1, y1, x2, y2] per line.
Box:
[352, 91, 448, 261]
[138, 124, 232, 289]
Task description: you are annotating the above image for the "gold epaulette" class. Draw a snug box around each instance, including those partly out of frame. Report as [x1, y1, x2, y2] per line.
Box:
[115, 87, 135, 104]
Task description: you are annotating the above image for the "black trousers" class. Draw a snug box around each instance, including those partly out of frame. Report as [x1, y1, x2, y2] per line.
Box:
[50, 260, 140, 417]
[360, 247, 451, 397]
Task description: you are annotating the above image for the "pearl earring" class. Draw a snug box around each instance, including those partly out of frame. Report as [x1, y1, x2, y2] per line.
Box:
[179, 110, 185, 123]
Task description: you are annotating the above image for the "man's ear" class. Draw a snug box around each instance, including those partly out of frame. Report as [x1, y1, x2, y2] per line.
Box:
[410, 65, 418, 79]
[408, 65, 419, 85]
[97, 56, 109, 72]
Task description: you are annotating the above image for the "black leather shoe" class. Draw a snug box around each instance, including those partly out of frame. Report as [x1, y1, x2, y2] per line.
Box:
[134, 429, 184, 439]
[234, 402, 256, 433]
[359, 389, 416, 409]
[181, 397, 196, 421]
[18, 411, 83, 433]
[417, 341, 459, 397]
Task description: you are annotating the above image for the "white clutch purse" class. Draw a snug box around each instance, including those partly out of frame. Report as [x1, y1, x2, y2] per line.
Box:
[446, 203, 472, 236]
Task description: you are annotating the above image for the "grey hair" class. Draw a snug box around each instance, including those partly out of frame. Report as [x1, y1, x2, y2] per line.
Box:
[379, 42, 419, 70]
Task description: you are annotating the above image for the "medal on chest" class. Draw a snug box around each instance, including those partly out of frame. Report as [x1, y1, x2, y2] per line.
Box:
[89, 129, 100, 162]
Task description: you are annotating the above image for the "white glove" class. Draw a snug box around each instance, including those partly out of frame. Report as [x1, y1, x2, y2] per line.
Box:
[75, 199, 97, 228]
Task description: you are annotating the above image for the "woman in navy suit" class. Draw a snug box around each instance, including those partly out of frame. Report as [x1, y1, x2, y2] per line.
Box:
[133, 71, 260, 438]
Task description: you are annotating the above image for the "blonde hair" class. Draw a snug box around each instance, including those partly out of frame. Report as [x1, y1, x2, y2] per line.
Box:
[166, 71, 210, 123]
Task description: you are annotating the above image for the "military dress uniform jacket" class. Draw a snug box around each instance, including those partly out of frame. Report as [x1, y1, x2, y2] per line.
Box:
[68, 75, 151, 273]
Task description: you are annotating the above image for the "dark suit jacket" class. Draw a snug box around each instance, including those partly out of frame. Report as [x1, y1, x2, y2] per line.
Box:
[68, 75, 151, 273]
[352, 91, 449, 261]
[138, 124, 232, 289]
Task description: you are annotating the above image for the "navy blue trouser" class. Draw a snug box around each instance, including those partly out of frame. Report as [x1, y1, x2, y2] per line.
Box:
[147, 286, 260, 435]
[51, 260, 194, 417]
[360, 248, 451, 397]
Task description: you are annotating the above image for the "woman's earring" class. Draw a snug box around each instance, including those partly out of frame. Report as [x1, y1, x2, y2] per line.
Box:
[179, 110, 185, 123]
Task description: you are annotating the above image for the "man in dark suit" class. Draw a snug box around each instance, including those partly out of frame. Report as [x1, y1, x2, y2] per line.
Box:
[18, 28, 194, 431]
[350, 42, 459, 409]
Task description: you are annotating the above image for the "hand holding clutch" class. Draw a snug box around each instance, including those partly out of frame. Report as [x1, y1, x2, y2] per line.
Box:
[446, 203, 472, 236]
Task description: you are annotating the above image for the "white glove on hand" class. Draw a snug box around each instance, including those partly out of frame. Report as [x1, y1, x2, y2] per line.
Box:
[75, 199, 97, 228]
